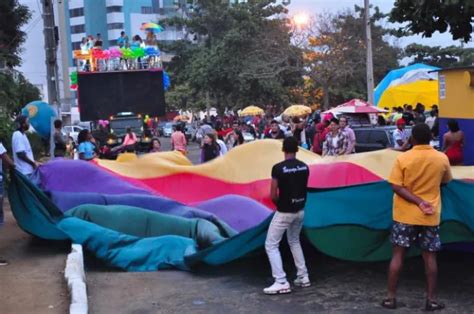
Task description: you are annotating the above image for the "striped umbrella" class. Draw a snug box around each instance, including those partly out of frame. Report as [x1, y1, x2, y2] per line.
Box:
[140, 22, 164, 32]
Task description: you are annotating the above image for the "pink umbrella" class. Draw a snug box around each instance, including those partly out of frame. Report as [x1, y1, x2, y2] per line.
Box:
[323, 99, 388, 114]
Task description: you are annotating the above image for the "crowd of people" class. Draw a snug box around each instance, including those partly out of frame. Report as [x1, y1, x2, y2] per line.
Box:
[0, 109, 465, 310]
[77, 30, 161, 71]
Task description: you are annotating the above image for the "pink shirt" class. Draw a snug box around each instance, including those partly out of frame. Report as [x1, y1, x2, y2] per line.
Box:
[122, 133, 137, 146]
[171, 131, 187, 152]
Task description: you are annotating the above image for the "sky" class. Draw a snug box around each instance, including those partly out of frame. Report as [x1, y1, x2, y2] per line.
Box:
[288, 0, 474, 48]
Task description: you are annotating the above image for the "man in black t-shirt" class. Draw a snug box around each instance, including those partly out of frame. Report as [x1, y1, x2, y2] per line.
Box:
[263, 137, 310, 295]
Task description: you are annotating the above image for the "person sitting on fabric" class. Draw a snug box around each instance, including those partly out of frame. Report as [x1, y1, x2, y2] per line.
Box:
[393, 119, 410, 151]
[443, 119, 464, 166]
[265, 120, 285, 139]
[382, 123, 452, 311]
[149, 138, 161, 153]
[171, 124, 187, 155]
[312, 119, 330, 155]
[121, 128, 137, 152]
[201, 133, 221, 163]
[263, 136, 310, 295]
[53, 119, 67, 158]
[322, 118, 348, 156]
[77, 129, 97, 161]
[339, 116, 356, 154]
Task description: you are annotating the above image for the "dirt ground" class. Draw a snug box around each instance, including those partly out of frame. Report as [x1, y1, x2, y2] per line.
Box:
[2, 200, 474, 314]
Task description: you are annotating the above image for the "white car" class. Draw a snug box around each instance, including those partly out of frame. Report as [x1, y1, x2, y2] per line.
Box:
[63, 125, 84, 143]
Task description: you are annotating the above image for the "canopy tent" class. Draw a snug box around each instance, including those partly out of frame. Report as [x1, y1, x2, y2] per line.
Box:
[378, 80, 438, 109]
[323, 99, 387, 114]
[374, 63, 439, 106]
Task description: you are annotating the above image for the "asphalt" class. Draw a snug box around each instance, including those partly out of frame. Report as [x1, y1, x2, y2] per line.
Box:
[2, 139, 474, 313]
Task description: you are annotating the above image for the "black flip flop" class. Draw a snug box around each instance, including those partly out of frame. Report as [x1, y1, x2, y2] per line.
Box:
[381, 298, 397, 310]
[425, 300, 445, 312]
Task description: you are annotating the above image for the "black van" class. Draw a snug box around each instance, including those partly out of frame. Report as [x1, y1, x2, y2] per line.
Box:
[353, 126, 412, 153]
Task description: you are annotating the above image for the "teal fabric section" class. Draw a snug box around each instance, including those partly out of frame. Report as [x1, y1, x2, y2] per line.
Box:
[305, 181, 393, 229]
[304, 180, 474, 261]
[57, 217, 197, 271]
[186, 214, 272, 266]
[66, 204, 233, 248]
[7, 171, 68, 240]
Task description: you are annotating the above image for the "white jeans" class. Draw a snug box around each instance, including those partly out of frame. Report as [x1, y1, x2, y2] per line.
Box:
[265, 211, 308, 283]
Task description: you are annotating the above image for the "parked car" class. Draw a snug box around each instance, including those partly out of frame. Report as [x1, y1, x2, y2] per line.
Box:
[156, 121, 167, 136]
[163, 122, 175, 137]
[353, 126, 412, 153]
[63, 125, 84, 143]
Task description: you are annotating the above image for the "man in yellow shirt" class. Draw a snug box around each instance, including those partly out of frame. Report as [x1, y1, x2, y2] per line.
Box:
[382, 123, 452, 311]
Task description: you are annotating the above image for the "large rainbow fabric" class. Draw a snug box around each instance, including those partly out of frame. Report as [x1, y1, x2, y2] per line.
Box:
[7, 140, 474, 271]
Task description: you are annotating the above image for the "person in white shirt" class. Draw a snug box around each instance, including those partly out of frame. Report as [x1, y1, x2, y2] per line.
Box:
[12, 116, 40, 178]
[0, 141, 14, 266]
[393, 118, 410, 151]
[339, 116, 356, 154]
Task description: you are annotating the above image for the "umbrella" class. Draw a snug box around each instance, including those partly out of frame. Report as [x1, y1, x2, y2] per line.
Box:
[283, 105, 312, 117]
[140, 22, 164, 32]
[239, 106, 264, 117]
[323, 99, 388, 114]
[173, 115, 189, 122]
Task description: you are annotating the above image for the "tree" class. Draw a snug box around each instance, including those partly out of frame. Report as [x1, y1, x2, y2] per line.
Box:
[0, 72, 41, 117]
[0, 0, 31, 67]
[162, 0, 304, 112]
[404, 44, 474, 68]
[390, 0, 474, 42]
[302, 7, 400, 108]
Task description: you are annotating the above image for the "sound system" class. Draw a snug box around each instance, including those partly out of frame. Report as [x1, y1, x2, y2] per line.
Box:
[77, 69, 166, 121]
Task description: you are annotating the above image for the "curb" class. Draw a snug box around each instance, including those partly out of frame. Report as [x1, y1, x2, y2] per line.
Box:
[65, 244, 88, 314]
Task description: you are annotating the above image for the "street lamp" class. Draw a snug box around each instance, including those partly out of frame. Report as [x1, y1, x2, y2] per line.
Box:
[293, 13, 309, 28]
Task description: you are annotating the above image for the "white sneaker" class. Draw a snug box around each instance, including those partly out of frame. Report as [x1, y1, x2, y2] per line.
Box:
[293, 277, 311, 288]
[0, 259, 9, 266]
[263, 281, 291, 295]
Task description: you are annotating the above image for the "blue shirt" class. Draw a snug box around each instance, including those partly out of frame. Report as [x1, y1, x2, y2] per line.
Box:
[78, 142, 95, 160]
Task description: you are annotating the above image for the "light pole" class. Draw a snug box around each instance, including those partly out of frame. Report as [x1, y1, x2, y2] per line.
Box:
[365, 0, 375, 104]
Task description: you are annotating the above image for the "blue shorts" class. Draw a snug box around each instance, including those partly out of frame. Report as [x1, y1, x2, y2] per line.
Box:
[390, 221, 441, 252]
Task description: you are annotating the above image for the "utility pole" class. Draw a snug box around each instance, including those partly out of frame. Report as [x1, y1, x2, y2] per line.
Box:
[41, 0, 60, 108]
[41, 0, 60, 157]
[364, 0, 375, 104]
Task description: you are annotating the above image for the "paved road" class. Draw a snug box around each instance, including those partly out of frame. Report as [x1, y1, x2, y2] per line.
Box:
[2, 143, 474, 313]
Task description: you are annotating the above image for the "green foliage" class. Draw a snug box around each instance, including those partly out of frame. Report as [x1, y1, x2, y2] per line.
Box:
[0, 116, 14, 152]
[390, 0, 474, 42]
[404, 44, 474, 68]
[0, 0, 31, 67]
[163, 0, 303, 111]
[0, 72, 41, 117]
[303, 7, 400, 108]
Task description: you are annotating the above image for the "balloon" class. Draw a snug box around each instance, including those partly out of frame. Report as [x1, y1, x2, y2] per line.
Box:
[109, 47, 122, 58]
[120, 48, 133, 59]
[163, 71, 170, 91]
[21, 101, 57, 139]
[70, 71, 77, 85]
[144, 47, 160, 57]
[92, 48, 104, 59]
[102, 49, 111, 59]
[70, 84, 78, 90]
[132, 47, 145, 58]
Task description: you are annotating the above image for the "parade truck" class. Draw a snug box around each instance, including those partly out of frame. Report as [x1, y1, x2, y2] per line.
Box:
[76, 69, 166, 158]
